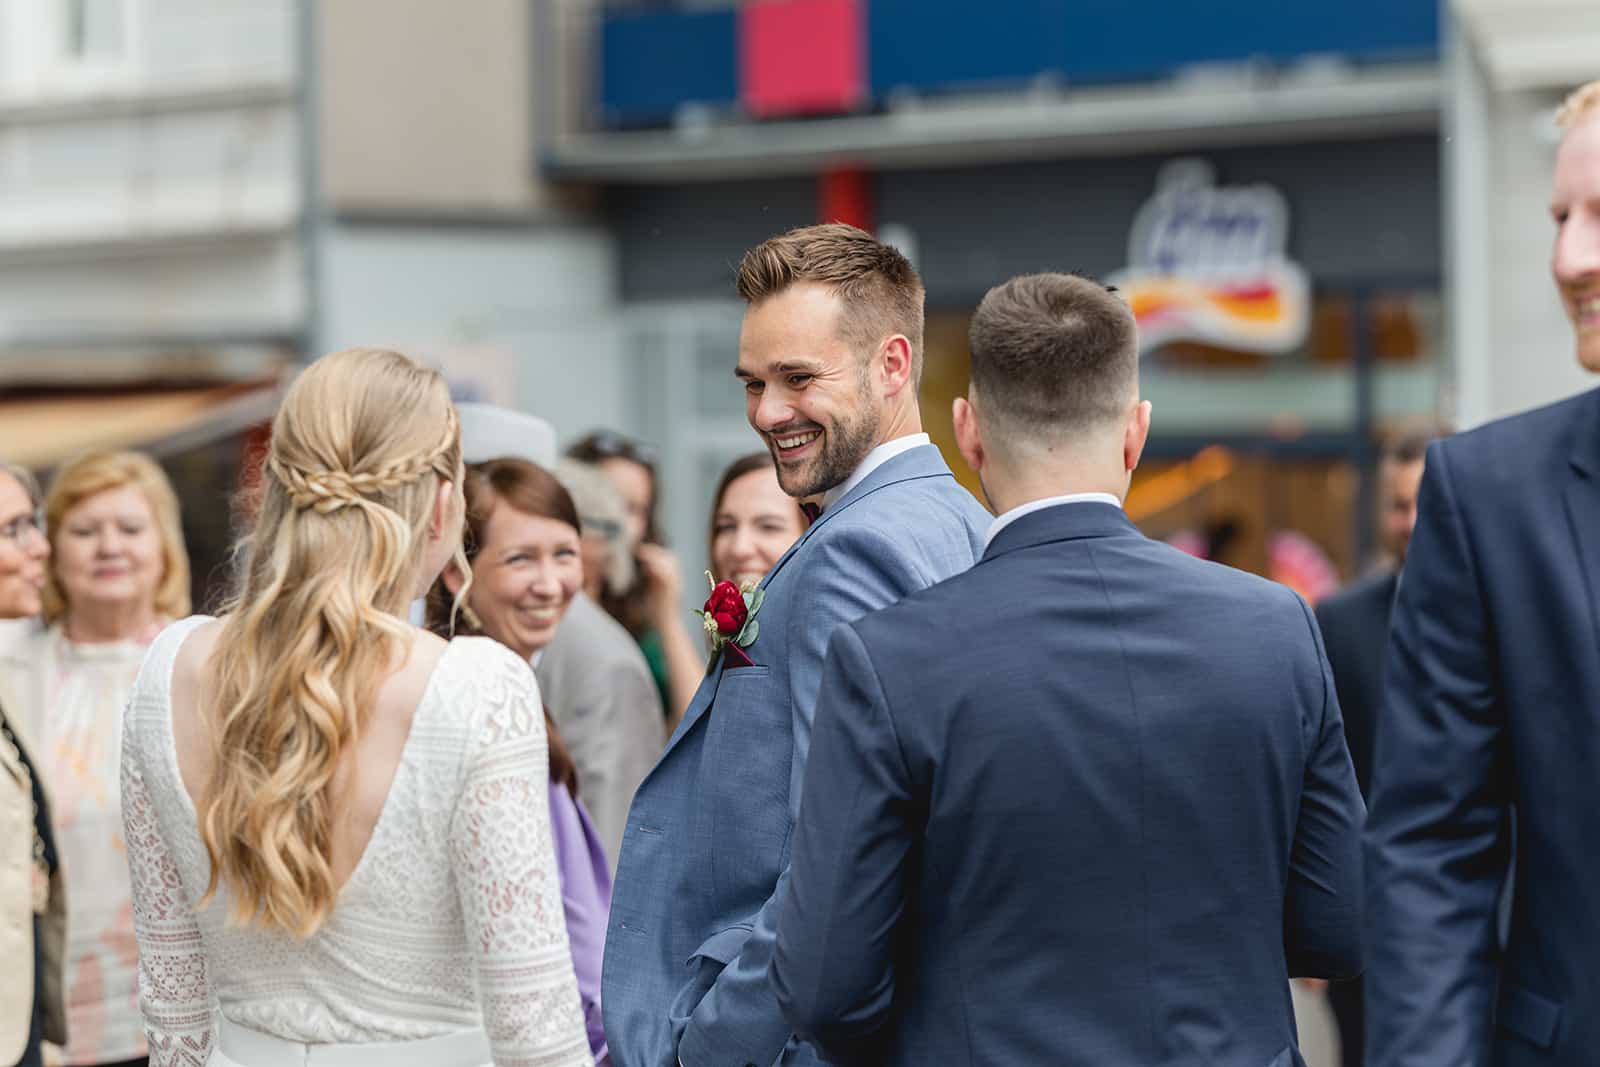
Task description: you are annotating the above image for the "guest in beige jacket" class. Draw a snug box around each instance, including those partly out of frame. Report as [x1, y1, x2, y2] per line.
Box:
[0, 461, 66, 1067]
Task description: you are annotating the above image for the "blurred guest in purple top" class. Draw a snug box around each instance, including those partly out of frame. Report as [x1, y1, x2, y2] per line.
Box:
[548, 776, 613, 1063]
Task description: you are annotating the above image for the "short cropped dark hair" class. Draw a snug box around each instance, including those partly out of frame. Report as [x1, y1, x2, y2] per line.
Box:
[736, 223, 925, 382]
[967, 272, 1139, 442]
[1381, 423, 1446, 466]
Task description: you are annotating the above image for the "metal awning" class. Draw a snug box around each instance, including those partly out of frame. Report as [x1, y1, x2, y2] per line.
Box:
[544, 63, 1442, 183]
[0, 378, 282, 470]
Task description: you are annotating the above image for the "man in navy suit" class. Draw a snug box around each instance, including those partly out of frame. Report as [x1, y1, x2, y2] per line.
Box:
[1316, 428, 1432, 804]
[1364, 81, 1600, 1066]
[1313, 426, 1432, 1067]
[772, 272, 1365, 1066]
[602, 224, 988, 1067]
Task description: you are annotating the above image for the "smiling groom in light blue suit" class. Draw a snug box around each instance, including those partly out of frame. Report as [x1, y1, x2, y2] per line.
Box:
[602, 224, 989, 1067]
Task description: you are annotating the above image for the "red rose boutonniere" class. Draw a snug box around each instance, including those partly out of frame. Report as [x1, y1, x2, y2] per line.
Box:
[693, 572, 763, 667]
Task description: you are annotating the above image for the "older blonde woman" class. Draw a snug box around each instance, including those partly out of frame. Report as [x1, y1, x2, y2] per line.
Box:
[0, 462, 66, 1067]
[0, 451, 190, 1067]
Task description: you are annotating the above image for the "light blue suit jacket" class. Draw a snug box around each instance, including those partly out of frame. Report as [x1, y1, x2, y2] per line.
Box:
[602, 444, 988, 1067]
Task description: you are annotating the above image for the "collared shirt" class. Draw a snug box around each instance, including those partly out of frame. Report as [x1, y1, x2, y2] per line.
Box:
[820, 433, 932, 513]
[984, 492, 1123, 550]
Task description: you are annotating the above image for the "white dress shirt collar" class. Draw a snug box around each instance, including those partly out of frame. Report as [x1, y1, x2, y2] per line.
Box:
[820, 433, 932, 512]
[984, 492, 1123, 550]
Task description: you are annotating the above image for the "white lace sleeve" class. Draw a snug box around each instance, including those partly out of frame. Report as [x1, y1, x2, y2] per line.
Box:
[449, 647, 591, 1067]
[121, 718, 214, 1067]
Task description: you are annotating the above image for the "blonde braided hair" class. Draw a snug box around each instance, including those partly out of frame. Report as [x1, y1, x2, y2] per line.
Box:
[268, 405, 459, 515]
[202, 348, 469, 936]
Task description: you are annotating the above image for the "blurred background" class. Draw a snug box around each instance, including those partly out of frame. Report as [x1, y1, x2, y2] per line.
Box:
[1, 0, 1594, 606]
[1, 2, 1595, 1061]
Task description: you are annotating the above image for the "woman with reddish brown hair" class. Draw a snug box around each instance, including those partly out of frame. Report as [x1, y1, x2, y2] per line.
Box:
[426, 458, 613, 1066]
[706, 453, 808, 591]
[605, 451, 808, 730]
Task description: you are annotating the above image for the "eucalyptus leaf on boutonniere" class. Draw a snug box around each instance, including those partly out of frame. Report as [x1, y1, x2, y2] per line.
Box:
[692, 572, 763, 667]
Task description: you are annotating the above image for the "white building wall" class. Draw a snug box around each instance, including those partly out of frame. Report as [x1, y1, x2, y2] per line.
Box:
[318, 223, 627, 446]
[0, 0, 303, 362]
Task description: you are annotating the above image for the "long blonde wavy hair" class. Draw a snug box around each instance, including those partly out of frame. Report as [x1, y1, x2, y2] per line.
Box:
[200, 347, 467, 936]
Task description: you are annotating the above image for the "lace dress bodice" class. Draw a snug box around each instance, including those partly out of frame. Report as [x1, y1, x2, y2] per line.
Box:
[120, 617, 592, 1067]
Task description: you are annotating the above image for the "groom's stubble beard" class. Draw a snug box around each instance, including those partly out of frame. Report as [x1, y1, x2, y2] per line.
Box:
[772, 366, 881, 500]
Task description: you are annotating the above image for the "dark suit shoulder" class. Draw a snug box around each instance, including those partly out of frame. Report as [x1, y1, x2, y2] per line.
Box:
[853, 523, 1308, 656]
[825, 468, 986, 531]
[1316, 570, 1397, 625]
[1437, 386, 1598, 489]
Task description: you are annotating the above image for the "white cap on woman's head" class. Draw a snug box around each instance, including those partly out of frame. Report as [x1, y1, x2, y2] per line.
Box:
[457, 402, 557, 468]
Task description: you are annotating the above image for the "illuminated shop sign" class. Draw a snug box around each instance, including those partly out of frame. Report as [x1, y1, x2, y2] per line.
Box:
[1109, 160, 1311, 356]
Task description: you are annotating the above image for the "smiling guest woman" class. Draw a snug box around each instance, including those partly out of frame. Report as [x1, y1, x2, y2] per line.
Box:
[425, 458, 614, 1066]
[708, 453, 808, 590]
[0, 451, 189, 1067]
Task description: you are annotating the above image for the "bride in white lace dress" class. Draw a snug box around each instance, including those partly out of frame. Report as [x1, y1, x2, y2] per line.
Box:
[119, 348, 592, 1067]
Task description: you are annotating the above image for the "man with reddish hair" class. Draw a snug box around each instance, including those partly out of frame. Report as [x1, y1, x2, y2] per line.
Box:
[1365, 80, 1600, 1065]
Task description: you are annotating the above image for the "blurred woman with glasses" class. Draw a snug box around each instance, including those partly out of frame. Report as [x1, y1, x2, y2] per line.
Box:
[0, 463, 66, 1067]
[565, 432, 708, 723]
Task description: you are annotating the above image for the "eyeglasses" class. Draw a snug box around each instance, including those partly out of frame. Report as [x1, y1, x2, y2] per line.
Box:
[574, 430, 658, 467]
[0, 511, 43, 547]
[580, 516, 625, 543]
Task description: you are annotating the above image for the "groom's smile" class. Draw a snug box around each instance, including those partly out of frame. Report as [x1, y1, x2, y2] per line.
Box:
[770, 427, 822, 459]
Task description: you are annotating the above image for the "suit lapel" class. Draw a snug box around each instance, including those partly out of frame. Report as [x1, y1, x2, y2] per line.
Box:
[652, 444, 957, 765]
[657, 653, 728, 761]
[1563, 392, 1600, 671]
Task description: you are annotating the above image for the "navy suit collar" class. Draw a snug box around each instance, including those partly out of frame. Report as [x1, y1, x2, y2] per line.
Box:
[1565, 386, 1600, 478]
[1562, 391, 1600, 673]
[980, 500, 1139, 562]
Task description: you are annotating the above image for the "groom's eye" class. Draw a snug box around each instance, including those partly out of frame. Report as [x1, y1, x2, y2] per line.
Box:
[744, 380, 765, 395]
[788, 374, 813, 387]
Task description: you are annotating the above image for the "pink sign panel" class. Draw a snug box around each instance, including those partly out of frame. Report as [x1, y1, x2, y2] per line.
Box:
[740, 0, 863, 118]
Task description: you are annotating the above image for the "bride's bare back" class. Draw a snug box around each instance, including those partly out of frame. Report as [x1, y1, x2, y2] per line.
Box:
[168, 616, 449, 893]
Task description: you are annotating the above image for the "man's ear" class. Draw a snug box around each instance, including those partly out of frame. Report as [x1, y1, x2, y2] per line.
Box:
[954, 394, 985, 475]
[879, 334, 915, 398]
[1124, 399, 1153, 473]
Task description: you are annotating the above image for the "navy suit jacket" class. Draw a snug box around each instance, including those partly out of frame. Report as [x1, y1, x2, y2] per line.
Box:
[1315, 569, 1399, 799]
[602, 444, 988, 1067]
[773, 501, 1364, 1067]
[1366, 387, 1600, 1066]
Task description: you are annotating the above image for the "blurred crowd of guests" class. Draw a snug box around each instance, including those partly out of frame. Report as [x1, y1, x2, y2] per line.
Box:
[0, 427, 809, 1067]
